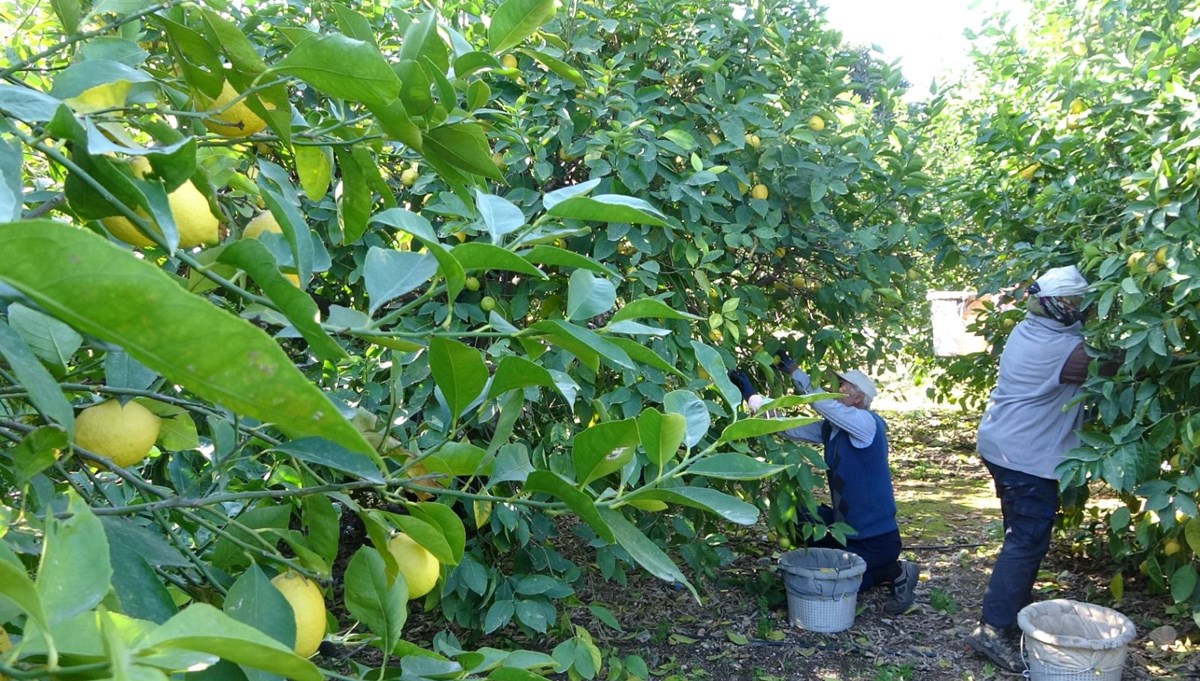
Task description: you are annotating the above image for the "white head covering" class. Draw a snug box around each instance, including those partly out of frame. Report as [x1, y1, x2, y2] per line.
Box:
[835, 370, 877, 400]
[1035, 265, 1089, 297]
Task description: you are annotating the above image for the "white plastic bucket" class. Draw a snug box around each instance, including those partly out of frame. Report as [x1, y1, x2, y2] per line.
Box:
[779, 548, 866, 633]
[1017, 599, 1136, 681]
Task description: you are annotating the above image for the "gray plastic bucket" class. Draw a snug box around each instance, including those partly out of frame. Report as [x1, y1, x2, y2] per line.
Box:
[779, 547, 866, 633]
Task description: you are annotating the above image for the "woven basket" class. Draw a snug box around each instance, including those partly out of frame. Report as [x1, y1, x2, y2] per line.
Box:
[779, 548, 866, 633]
[1017, 600, 1136, 681]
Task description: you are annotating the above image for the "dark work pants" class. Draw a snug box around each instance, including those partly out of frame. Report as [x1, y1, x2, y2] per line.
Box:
[981, 459, 1059, 629]
[804, 506, 903, 591]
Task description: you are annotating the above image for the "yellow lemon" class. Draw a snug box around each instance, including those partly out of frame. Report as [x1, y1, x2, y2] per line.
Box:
[791, 274, 807, 289]
[101, 158, 220, 248]
[400, 168, 419, 187]
[243, 211, 282, 239]
[707, 132, 721, 146]
[1164, 540, 1181, 556]
[74, 399, 161, 467]
[270, 571, 326, 657]
[1017, 162, 1040, 180]
[386, 533, 440, 598]
[501, 54, 518, 70]
[1069, 98, 1085, 115]
[201, 81, 269, 138]
[64, 80, 132, 114]
[707, 328, 722, 343]
[283, 272, 302, 288]
[808, 115, 825, 132]
[1154, 245, 1168, 266]
[750, 183, 769, 200]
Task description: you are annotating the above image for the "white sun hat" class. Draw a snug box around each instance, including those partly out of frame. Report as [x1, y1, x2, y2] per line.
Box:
[1035, 265, 1089, 297]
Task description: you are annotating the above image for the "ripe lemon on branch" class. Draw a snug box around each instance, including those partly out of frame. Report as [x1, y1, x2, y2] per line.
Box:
[243, 211, 281, 239]
[74, 399, 161, 467]
[386, 532, 440, 598]
[201, 81, 269, 138]
[100, 158, 220, 248]
[270, 571, 326, 657]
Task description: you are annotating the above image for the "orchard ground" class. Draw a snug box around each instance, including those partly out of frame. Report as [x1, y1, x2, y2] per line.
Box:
[377, 407, 1198, 681]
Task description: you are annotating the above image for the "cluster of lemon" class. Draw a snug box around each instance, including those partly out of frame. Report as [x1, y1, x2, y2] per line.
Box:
[271, 532, 439, 657]
[72, 399, 441, 658]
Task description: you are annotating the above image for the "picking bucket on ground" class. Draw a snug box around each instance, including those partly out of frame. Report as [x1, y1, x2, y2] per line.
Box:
[1017, 599, 1136, 681]
[778, 547, 866, 633]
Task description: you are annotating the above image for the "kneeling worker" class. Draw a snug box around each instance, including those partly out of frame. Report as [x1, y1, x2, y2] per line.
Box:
[730, 354, 918, 615]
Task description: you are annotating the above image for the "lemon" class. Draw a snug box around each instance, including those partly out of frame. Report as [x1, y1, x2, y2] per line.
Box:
[201, 81, 268, 138]
[386, 533, 440, 598]
[465, 276, 480, 292]
[243, 211, 282, 239]
[1154, 245, 1168, 266]
[480, 296, 496, 312]
[283, 272, 302, 288]
[101, 158, 220, 248]
[501, 54, 518, 70]
[744, 133, 761, 149]
[750, 183, 769, 200]
[707, 132, 721, 146]
[1069, 98, 1085, 115]
[1017, 162, 1040, 180]
[400, 168, 419, 187]
[707, 328, 722, 343]
[270, 571, 326, 657]
[74, 399, 161, 467]
[790, 274, 807, 289]
[808, 115, 825, 132]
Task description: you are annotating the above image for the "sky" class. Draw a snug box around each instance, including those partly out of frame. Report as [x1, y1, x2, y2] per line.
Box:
[819, 0, 1029, 101]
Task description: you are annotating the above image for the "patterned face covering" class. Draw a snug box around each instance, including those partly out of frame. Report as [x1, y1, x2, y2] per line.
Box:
[1026, 282, 1086, 325]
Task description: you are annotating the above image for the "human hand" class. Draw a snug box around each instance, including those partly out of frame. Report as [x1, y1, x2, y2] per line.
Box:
[727, 369, 756, 400]
[772, 349, 797, 374]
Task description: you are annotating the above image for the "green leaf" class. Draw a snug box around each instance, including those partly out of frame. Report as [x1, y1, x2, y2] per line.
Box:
[101, 517, 190, 568]
[423, 441, 488, 477]
[389, 514, 454, 566]
[1171, 564, 1197, 604]
[518, 244, 618, 277]
[218, 240, 347, 363]
[139, 604, 322, 681]
[344, 547, 406, 650]
[424, 123, 505, 182]
[51, 0, 82, 34]
[209, 506, 291, 572]
[566, 269, 616, 322]
[545, 195, 669, 227]
[303, 496, 341, 565]
[429, 337, 488, 422]
[608, 298, 701, 324]
[607, 338, 684, 378]
[663, 390, 709, 449]
[0, 221, 376, 457]
[718, 416, 819, 443]
[543, 179, 601, 210]
[271, 34, 399, 108]
[7, 427, 66, 487]
[363, 247, 439, 315]
[523, 320, 634, 370]
[523, 48, 585, 87]
[0, 557, 48, 631]
[272, 438, 385, 483]
[476, 191, 526, 242]
[110, 549, 177, 624]
[0, 137, 20, 222]
[486, 356, 559, 400]
[293, 146, 332, 201]
[37, 493, 112, 625]
[488, 0, 557, 52]
[636, 408, 686, 470]
[573, 418, 639, 485]
[596, 508, 695, 599]
[692, 341, 739, 411]
[0, 321, 72, 434]
[104, 350, 157, 392]
[685, 453, 787, 480]
[450, 243, 548, 279]
[524, 471, 614, 542]
[631, 487, 759, 525]
[1185, 518, 1200, 556]
[225, 564, 294, 650]
[369, 208, 464, 301]
[8, 301, 83, 370]
[408, 502, 466, 565]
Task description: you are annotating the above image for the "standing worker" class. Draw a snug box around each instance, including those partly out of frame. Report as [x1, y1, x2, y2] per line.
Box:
[965, 265, 1101, 671]
[730, 358, 919, 616]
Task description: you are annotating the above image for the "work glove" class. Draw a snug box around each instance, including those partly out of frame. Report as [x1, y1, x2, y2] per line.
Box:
[727, 369, 756, 400]
[772, 348, 798, 374]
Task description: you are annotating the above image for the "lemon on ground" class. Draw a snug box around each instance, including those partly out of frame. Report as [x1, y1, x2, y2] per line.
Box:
[386, 532, 440, 598]
[244, 211, 282, 239]
[501, 54, 518, 69]
[75, 399, 161, 467]
[270, 571, 326, 657]
[750, 183, 769, 200]
[101, 158, 219, 248]
[202, 81, 269, 138]
[808, 115, 825, 132]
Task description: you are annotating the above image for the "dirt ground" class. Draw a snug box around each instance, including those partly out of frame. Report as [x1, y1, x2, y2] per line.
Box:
[358, 408, 1198, 680]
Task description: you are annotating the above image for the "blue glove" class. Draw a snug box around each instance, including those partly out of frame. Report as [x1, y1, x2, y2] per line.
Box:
[773, 349, 797, 374]
[727, 369, 755, 400]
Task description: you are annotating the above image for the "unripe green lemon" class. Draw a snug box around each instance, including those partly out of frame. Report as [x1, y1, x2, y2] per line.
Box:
[480, 296, 496, 312]
[270, 571, 326, 657]
[386, 532, 440, 598]
[74, 400, 161, 467]
[465, 276, 481, 292]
